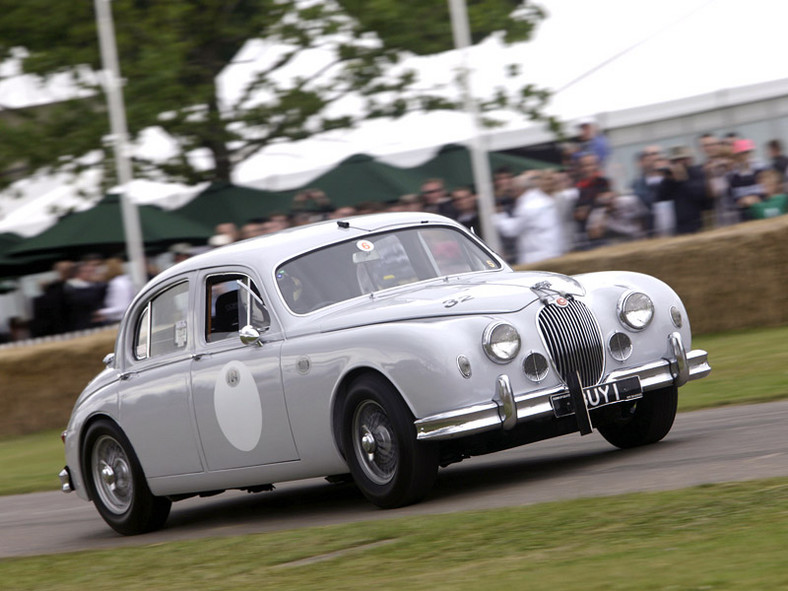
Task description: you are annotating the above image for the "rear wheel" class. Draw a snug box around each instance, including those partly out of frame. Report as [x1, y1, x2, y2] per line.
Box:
[596, 385, 678, 449]
[340, 375, 439, 508]
[82, 419, 171, 535]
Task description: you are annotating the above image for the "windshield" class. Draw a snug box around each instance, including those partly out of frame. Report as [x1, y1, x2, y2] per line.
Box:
[275, 226, 500, 314]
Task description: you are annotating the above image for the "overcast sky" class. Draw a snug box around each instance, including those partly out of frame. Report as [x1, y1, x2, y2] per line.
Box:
[524, 0, 788, 118]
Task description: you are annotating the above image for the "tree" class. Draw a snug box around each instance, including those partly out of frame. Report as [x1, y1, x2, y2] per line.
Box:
[0, 0, 553, 193]
[338, 0, 544, 55]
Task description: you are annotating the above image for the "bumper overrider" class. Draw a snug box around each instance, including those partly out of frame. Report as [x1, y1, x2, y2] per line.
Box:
[414, 332, 711, 441]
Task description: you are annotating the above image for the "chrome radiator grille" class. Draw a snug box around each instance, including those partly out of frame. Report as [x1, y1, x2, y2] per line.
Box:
[537, 299, 604, 387]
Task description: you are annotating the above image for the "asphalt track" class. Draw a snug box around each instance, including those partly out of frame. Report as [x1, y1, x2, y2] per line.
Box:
[2, 400, 787, 558]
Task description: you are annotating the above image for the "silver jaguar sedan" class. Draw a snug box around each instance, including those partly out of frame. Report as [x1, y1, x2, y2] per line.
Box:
[59, 212, 710, 534]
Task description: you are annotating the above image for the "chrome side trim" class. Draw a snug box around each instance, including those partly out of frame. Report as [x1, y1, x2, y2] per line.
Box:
[414, 348, 711, 441]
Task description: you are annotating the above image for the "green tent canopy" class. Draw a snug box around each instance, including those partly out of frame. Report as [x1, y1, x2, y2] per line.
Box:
[410, 144, 552, 190]
[291, 154, 424, 208]
[7, 194, 214, 261]
[0, 232, 56, 278]
[298, 146, 553, 207]
[175, 181, 294, 228]
[169, 145, 553, 227]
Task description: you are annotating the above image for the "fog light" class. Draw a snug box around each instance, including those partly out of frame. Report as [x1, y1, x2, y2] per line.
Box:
[609, 332, 633, 362]
[522, 352, 549, 381]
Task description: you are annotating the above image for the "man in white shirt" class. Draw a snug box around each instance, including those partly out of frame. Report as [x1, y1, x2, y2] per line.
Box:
[492, 170, 565, 265]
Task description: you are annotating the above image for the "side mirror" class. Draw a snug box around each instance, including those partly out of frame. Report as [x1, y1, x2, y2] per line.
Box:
[239, 324, 262, 347]
[103, 353, 116, 367]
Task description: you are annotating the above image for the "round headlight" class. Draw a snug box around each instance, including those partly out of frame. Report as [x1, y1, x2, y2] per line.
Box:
[483, 321, 521, 364]
[618, 292, 654, 331]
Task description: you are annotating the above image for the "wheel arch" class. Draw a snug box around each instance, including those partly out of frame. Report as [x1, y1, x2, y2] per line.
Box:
[330, 367, 411, 458]
[77, 413, 129, 502]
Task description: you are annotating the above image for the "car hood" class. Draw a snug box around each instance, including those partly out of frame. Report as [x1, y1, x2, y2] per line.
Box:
[314, 271, 585, 332]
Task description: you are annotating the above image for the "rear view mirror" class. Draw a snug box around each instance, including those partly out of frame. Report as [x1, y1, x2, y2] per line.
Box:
[353, 250, 381, 264]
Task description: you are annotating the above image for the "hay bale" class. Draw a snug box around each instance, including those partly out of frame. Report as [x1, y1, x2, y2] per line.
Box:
[0, 329, 116, 437]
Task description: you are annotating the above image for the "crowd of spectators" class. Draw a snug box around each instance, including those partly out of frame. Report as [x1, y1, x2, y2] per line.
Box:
[2, 122, 786, 344]
[4, 255, 152, 342]
[194, 126, 786, 267]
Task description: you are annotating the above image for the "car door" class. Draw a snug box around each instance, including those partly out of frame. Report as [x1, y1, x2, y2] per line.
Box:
[119, 277, 205, 478]
[190, 269, 299, 471]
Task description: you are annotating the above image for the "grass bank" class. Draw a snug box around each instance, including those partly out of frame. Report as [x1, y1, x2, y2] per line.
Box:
[2, 479, 787, 590]
[1, 324, 786, 497]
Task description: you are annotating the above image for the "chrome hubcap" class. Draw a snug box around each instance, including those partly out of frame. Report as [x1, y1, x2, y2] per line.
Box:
[101, 464, 115, 485]
[361, 430, 377, 454]
[92, 435, 133, 514]
[353, 400, 398, 485]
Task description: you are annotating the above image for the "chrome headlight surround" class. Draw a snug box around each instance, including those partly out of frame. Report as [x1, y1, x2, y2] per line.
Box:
[482, 321, 521, 364]
[617, 291, 654, 331]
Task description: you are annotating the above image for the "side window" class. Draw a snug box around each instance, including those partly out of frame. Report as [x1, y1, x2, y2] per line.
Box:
[135, 306, 150, 359]
[134, 282, 190, 360]
[206, 274, 269, 343]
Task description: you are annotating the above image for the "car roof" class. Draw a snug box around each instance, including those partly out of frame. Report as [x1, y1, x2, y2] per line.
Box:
[151, 211, 466, 285]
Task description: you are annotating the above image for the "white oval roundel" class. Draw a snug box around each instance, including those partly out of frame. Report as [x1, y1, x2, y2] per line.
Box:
[213, 361, 262, 451]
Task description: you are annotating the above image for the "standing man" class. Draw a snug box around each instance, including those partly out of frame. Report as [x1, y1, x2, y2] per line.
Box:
[728, 139, 766, 222]
[765, 139, 788, 179]
[576, 117, 611, 167]
[631, 146, 663, 237]
[493, 170, 565, 265]
[657, 146, 708, 235]
[573, 153, 612, 249]
[420, 178, 458, 219]
[697, 133, 734, 228]
[451, 186, 482, 238]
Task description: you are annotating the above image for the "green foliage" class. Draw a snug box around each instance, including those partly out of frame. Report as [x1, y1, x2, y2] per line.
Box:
[338, 0, 545, 55]
[0, 0, 554, 191]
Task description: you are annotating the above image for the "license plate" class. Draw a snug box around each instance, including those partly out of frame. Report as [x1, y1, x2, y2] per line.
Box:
[550, 376, 642, 418]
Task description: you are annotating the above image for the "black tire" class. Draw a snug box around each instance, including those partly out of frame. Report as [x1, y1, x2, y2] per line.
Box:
[340, 374, 439, 509]
[82, 419, 171, 535]
[596, 385, 678, 449]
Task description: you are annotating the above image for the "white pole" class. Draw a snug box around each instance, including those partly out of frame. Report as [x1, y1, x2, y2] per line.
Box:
[94, 0, 147, 291]
[447, 0, 502, 254]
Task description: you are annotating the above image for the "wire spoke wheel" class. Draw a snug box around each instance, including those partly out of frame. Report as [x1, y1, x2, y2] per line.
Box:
[341, 375, 438, 509]
[352, 400, 399, 485]
[91, 434, 134, 514]
[83, 420, 171, 535]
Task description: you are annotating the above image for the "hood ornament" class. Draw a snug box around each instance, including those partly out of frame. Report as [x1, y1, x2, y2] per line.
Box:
[530, 281, 573, 306]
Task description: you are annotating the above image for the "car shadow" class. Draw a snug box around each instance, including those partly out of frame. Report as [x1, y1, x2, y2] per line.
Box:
[159, 437, 684, 534]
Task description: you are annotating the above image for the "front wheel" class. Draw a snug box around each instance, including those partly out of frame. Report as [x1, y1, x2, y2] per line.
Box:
[340, 375, 439, 508]
[596, 385, 678, 449]
[82, 419, 171, 535]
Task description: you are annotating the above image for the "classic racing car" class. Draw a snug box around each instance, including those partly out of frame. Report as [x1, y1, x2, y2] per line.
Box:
[59, 212, 711, 534]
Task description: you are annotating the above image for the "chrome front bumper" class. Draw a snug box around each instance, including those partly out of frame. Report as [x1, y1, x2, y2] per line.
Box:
[415, 333, 711, 441]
